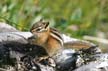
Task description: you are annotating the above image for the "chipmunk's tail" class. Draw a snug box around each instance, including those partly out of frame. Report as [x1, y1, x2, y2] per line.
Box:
[63, 40, 98, 50]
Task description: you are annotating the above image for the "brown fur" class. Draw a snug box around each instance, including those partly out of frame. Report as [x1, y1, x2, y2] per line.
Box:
[30, 20, 62, 56]
[31, 27, 62, 56]
[45, 35, 62, 56]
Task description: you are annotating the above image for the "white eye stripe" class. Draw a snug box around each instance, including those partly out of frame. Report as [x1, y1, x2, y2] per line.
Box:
[39, 28, 46, 32]
[37, 27, 42, 30]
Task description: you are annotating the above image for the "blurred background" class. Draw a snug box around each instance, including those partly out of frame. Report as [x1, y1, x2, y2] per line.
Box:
[0, 0, 108, 51]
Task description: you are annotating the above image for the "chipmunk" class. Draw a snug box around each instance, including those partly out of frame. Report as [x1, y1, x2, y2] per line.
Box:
[28, 19, 97, 57]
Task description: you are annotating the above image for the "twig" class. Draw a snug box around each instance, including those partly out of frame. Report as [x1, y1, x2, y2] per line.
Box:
[83, 36, 108, 44]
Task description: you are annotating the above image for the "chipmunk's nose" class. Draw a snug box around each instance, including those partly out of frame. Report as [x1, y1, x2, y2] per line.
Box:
[28, 35, 37, 44]
[29, 35, 36, 39]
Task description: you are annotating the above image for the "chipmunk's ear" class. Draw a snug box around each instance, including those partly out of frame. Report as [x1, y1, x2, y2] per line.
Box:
[44, 21, 49, 29]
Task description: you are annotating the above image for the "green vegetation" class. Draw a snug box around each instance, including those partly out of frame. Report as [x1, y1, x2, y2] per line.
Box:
[0, 0, 108, 38]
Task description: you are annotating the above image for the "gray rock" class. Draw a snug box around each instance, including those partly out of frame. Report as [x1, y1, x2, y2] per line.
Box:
[0, 22, 18, 32]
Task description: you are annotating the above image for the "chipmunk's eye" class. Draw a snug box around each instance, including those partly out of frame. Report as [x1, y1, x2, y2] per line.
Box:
[36, 28, 41, 31]
[36, 28, 41, 32]
[36, 27, 45, 32]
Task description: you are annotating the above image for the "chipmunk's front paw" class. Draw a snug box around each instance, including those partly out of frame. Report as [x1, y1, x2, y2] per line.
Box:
[36, 56, 56, 67]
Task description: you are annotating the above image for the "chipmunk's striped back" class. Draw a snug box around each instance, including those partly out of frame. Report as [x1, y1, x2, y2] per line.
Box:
[50, 28, 63, 46]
